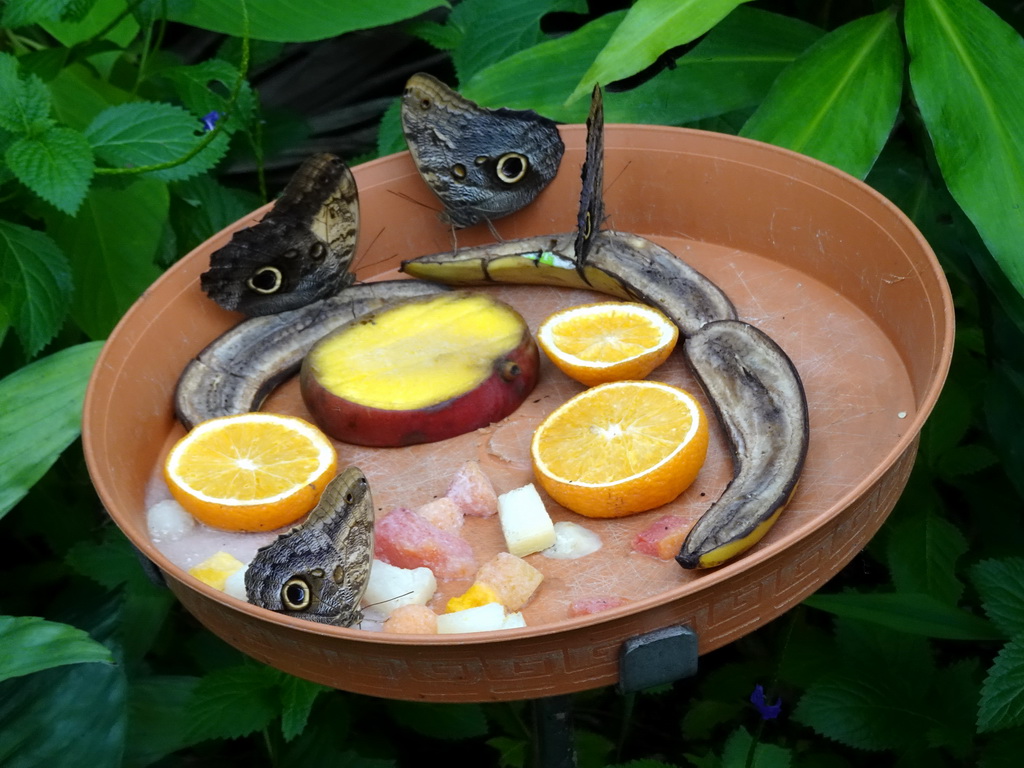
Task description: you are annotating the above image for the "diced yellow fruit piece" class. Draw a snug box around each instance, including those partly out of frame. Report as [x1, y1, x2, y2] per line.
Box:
[188, 551, 245, 591]
[475, 552, 544, 611]
[446, 582, 500, 613]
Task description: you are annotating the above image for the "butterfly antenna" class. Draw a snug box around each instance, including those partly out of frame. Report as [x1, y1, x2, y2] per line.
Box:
[574, 84, 605, 283]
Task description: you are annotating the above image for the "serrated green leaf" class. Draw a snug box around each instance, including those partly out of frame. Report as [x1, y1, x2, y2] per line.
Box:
[444, 0, 587, 82]
[979, 635, 1024, 732]
[740, 8, 902, 178]
[926, 659, 981, 754]
[971, 558, 1024, 637]
[793, 675, 935, 751]
[279, 675, 329, 741]
[0, 220, 73, 356]
[5, 126, 94, 214]
[464, 7, 822, 125]
[47, 176, 166, 339]
[185, 664, 280, 743]
[0, 52, 53, 133]
[0, 616, 113, 681]
[0, 340, 102, 517]
[721, 726, 792, 768]
[406, 19, 463, 51]
[906, 0, 1024, 299]
[568, 0, 754, 103]
[803, 592, 1002, 640]
[85, 101, 229, 181]
[169, 174, 261, 256]
[386, 700, 489, 740]
[168, 0, 450, 42]
[885, 506, 968, 604]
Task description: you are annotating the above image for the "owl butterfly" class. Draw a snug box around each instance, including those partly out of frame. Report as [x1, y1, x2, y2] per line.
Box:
[201, 153, 359, 317]
[575, 84, 605, 274]
[245, 467, 374, 627]
[400, 72, 565, 229]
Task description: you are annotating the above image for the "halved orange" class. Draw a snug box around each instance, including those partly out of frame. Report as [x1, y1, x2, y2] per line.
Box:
[163, 413, 338, 532]
[536, 301, 679, 386]
[530, 381, 708, 518]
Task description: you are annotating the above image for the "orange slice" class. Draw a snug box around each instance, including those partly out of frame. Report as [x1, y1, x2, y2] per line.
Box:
[536, 301, 679, 386]
[163, 413, 338, 532]
[530, 381, 708, 518]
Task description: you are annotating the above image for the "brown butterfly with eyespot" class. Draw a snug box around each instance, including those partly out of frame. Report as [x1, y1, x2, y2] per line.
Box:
[200, 153, 359, 317]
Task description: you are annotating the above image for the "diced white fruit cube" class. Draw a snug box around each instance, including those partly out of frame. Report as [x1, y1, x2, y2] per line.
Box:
[362, 559, 437, 617]
[223, 565, 249, 601]
[497, 483, 555, 557]
[436, 602, 508, 634]
[146, 498, 195, 542]
[543, 521, 603, 560]
[501, 611, 527, 630]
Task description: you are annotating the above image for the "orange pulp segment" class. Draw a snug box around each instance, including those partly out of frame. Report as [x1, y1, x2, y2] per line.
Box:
[163, 413, 338, 532]
[537, 301, 679, 386]
[530, 381, 708, 518]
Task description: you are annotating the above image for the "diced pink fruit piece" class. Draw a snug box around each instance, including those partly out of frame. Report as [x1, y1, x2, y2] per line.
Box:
[414, 496, 464, 533]
[375, 508, 476, 580]
[632, 515, 692, 560]
[569, 596, 632, 617]
[446, 460, 498, 517]
[383, 604, 438, 634]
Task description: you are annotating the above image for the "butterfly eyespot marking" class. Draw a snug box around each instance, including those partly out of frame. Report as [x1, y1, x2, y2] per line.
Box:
[309, 241, 328, 260]
[248, 266, 283, 294]
[282, 578, 312, 610]
[452, 163, 467, 181]
[475, 156, 488, 165]
[583, 211, 592, 239]
[496, 153, 528, 184]
[344, 492, 354, 504]
[419, 98, 431, 110]
[499, 360, 522, 380]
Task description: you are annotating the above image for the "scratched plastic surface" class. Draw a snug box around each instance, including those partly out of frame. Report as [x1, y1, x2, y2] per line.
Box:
[85, 125, 951, 701]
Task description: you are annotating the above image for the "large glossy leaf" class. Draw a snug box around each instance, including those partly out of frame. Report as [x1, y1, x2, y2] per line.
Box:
[803, 592, 1003, 640]
[740, 8, 903, 178]
[464, 7, 822, 124]
[568, 0, 754, 103]
[0, 616, 113, 681]
[0, 340, 103, 519]
[906, 0, 1024, 298]
[47, 177, 166, 339]
[168, 0, 449, 42]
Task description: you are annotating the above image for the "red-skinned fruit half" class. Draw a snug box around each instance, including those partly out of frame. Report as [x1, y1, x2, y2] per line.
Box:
[300, 291, 539, 446]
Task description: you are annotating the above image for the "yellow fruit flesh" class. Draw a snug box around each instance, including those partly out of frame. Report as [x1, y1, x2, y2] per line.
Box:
[308, 293, 524, 410]
[538, 387, 697, 484]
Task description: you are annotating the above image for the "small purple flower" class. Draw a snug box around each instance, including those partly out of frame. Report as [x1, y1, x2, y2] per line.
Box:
[199, 110, 222, 132]
[750, 684, 782, 720]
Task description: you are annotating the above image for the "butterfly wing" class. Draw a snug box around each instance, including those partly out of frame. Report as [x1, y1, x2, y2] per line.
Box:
[201, 154, 359, 316]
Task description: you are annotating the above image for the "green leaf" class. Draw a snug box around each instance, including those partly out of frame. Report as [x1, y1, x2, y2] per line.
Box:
[444, 0, 587, 82]
[169, 174, 261, 256]
[0, 616, 113, 681]
[168, 0, 450, 42]
[794, 674, 937, 751]
[0, 340, 102, 518]
[0, 220, 74, 356]
[568, 0, 754, 103]
[464, 7, 822, 125]
[125, 676, 202, 768]
[5, 126, 94, 214]
[978, 635, 1024, 732]
[740, 8, 902, 178]
[803, 592, 1002, 640]
[159, 59, 257, 135]
[47, 177, 166, 339]
[971, 558, 1024, 638]
[906, 0, 1024, 298]
[1, 0, 76, 27]
[0, 52, 53, 133]
[85, 101, 229, 181]
[0, 608, 126, 768]
[386, 700, 489, 740]
[721, 726, 792, 768]
[279, 675, 329, 741]
[184, 664, 280, 743]
[885, 505, 968, 604]
[47, 63, 133, 131]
